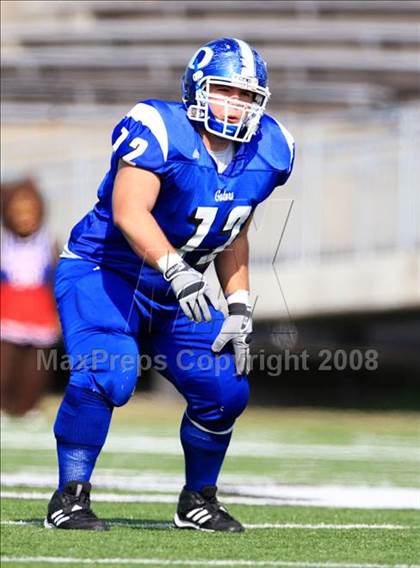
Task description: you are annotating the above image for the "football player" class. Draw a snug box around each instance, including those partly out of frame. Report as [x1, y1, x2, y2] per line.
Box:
[45, 37, 294, 532]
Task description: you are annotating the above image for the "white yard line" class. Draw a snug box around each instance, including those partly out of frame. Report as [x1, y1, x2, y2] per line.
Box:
[2, 472, 420, 510]
[2, 483, 420, 510]
[1, 557, 419, 567]
[1, 519, 417, 530]
[243, 523, 417, 530]
[3, 471, 420, 506]
[2, 430, 420, 462]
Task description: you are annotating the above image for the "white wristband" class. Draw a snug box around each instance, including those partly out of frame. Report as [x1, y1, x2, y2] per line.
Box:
[156, 252, 184, 274]
[226, 289, 250, 307]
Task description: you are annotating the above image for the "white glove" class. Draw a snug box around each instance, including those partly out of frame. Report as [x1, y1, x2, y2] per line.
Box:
[212, 290, 252, 375]
[163, 258, 219, 323]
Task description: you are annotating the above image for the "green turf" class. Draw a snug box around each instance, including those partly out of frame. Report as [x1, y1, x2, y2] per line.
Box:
[1, 500, 420, 567]
[2, 399, 420, 567]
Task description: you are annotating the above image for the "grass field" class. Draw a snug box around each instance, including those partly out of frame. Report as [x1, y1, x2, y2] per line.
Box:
[1, 395, 420, 567]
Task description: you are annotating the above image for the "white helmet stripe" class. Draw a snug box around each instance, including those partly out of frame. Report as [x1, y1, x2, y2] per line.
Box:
[234, 38, 255, 76]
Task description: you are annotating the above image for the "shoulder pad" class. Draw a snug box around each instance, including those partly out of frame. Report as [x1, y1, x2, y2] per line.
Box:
[141, 100, 198, 161]
[111, 101, 170, 173]
[256, 114, 295, 175]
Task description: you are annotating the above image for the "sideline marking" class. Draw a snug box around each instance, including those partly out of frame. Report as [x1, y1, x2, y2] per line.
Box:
[2, 489, 420, 510]
[2, 471, 420, 511]
[2, 519, 417, 530]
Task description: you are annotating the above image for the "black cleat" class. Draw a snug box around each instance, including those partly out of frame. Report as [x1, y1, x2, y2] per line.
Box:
[44, 481, 108, 530]
[174, 485, 244, 532]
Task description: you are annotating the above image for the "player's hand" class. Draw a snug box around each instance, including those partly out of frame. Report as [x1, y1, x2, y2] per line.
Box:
[212, 292, 252, 375]
[164, 260, 219, 322]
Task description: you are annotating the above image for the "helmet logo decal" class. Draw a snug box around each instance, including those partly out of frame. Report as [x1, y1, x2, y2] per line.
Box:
[188, 47, 214, 71]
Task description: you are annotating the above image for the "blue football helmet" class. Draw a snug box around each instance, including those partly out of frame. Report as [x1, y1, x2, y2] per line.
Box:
[182, 38, 271, 143]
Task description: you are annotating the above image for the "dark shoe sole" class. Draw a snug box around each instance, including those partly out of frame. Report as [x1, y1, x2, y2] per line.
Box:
[173, 513, 244, 533]
[44, 518, 108, 531]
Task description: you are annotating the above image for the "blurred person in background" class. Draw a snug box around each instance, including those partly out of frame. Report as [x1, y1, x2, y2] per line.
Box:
[1, 178, 60, 420]
[45, 38, 294, 532]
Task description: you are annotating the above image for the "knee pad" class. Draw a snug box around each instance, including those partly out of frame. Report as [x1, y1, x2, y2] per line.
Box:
[105, 380, 136, 407]
[220, 377, 250, 421]
[54, 385, 113, 448]
[89, 356, 139, 407]
[188, 377, 250, 433]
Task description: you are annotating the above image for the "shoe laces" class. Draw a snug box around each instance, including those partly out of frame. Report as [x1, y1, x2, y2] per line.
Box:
[62, 491, 92, 515]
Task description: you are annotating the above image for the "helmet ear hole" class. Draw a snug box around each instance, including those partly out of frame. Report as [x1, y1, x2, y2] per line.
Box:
[182, 38, 270, 143]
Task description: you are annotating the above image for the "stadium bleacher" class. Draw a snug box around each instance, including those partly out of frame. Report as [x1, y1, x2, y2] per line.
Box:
[2, 0, 420, 112]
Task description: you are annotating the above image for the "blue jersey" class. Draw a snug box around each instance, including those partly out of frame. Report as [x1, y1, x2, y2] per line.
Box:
[64, 100, 294, 298]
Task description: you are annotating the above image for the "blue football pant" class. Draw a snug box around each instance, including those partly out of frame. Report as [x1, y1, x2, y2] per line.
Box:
[53, 259, 249, 491]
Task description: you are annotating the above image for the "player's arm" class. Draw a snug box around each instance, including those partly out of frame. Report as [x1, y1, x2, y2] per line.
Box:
[113, 162, 218, 322]
[214, 215, 252, 296]
[212, 217, 253, 375]
[112, 162, 176, 268]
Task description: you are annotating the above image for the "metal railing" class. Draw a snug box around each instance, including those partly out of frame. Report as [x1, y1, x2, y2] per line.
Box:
[2, 104, 419, 263]
[251, 104, 420, 266]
